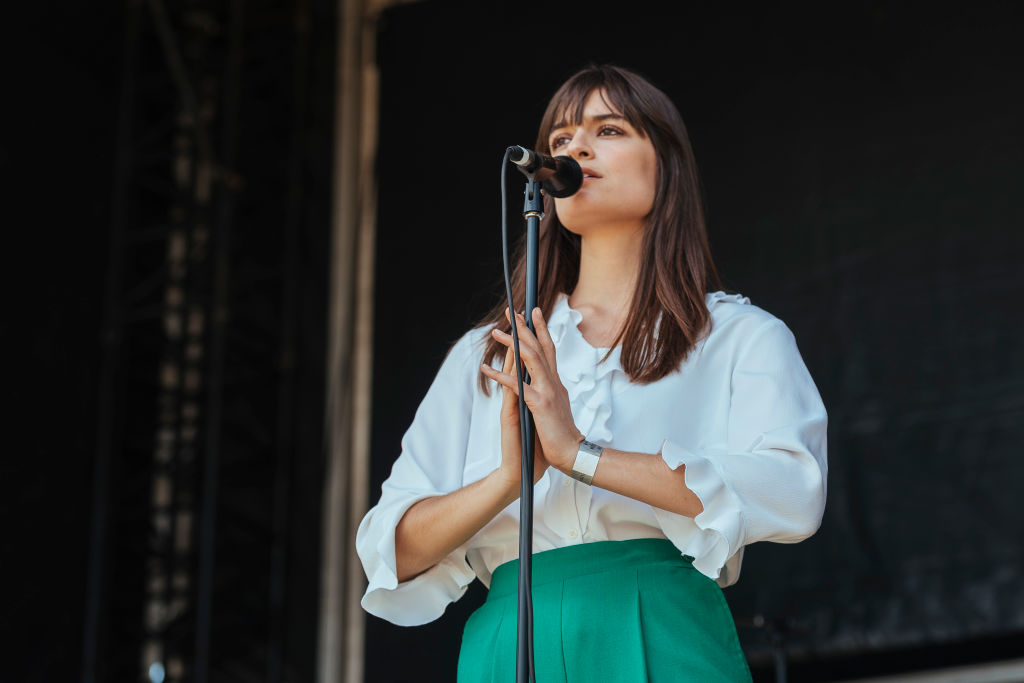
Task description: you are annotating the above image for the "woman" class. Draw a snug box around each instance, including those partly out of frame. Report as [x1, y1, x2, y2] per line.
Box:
[357, 65, 827, 682]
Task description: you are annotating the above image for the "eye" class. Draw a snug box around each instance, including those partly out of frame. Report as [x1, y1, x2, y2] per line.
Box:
[550, 134, 572, 150]
[598, 125, 624, 137]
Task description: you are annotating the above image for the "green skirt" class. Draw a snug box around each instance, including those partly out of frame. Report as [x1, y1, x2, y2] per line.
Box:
[457, 539, 752, 682]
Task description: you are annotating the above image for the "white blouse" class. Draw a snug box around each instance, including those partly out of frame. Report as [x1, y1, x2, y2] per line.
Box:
[357, 292, 828, 626]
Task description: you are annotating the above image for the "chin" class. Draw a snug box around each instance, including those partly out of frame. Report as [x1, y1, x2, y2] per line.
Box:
[554, 213, 590, 237]
[557, 208, 637, 237]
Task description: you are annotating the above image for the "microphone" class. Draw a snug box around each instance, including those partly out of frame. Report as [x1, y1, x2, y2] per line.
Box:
[508, 146, 583, 198]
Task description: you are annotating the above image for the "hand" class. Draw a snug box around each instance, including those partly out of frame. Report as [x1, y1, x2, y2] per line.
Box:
[480, 307, 584, 474]
[489, 342, 550, 500]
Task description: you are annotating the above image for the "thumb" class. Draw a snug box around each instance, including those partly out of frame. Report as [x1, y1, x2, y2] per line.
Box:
[500, 345, 517, 421]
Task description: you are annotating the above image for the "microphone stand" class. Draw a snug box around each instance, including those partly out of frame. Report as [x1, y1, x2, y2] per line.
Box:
[517, 177, 542, 683]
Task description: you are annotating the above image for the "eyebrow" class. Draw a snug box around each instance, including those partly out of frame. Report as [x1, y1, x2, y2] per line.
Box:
[550, 112, 627, 133]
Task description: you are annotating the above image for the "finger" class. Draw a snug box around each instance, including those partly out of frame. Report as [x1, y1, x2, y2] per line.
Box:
[489, 344, 516, 389]
[480, 363, 526, 397]
[503, 309, 543, 356]
[482, 344, 514, 391]
[491, 327, 549, 384]
[511, 310, 553, 375]
[531, 307, 558, 374]
[513, 310, 555, 378]
[493, 329, 530, 380]
[481, 362, 546, 407]
[503, 344, 520, 397]
[501, 346, 518, 405]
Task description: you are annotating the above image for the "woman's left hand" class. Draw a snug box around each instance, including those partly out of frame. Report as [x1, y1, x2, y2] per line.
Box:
[480, 307, 584, 472]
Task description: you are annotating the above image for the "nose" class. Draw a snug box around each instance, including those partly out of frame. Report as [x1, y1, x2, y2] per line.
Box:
[564, 131, 593, 159]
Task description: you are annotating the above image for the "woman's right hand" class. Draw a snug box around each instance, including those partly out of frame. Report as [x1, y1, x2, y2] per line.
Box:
[493, 333, 550, 499]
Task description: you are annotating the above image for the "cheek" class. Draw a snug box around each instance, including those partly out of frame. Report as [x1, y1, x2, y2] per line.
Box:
[638, 152, 658, 209]
[627, 156, 657, 212]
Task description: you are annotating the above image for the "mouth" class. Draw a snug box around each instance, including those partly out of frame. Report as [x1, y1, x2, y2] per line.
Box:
[580, 166, 601, 180]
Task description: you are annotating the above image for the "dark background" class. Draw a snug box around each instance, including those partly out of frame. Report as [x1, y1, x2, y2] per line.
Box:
[4, 1, 1023, 682]
[4, 1, 334, 681]
[368, 1, 1024, 681]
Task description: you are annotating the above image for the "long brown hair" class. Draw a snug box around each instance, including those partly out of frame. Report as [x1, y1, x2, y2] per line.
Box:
[476, 64, 721, 394]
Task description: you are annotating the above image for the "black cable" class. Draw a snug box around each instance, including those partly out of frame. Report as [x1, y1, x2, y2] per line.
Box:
[500, 147, 536, 683]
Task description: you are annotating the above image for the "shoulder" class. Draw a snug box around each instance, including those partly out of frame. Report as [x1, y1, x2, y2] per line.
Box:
[706, 291, 780, 331]
[447, 324, 492, 360]
[703, 291, 796, 355]
[434, 324, 494, 388]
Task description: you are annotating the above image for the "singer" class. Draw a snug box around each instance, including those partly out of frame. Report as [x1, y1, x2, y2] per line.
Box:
[357, 65, 827, 682]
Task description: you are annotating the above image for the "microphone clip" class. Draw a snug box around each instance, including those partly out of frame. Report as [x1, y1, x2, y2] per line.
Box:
[507, 145, 583, 198]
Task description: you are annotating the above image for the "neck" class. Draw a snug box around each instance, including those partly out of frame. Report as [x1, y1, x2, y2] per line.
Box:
[569, 225, 643, 317]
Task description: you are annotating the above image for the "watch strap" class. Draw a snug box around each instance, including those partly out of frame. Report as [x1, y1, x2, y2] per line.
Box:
[569, 439, 603, 486]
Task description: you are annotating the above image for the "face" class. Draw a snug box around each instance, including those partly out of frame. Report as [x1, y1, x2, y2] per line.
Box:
[547, 89, 658, 236]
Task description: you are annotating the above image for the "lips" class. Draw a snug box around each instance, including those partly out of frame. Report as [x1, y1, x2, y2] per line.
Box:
[580, 166, 601, 179]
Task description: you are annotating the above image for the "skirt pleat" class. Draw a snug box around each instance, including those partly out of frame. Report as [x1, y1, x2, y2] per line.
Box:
[458, 599, 505, 683]
[457, 539, 752, 683]
[635, 560, 752, 681]
[560, 566, 649, 681]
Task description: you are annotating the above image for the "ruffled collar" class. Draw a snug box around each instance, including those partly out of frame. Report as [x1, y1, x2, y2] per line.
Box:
[542, 290, 748, 451]
[546, 290, 748, 354]
[546, 293, 622, 386]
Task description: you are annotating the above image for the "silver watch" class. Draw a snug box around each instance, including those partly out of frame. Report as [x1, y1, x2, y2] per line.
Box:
[569, 439, 604, 486]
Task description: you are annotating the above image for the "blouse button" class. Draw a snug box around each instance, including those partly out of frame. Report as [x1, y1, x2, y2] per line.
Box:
[568, 529, 578, 539]
[562, 480, 571, 489]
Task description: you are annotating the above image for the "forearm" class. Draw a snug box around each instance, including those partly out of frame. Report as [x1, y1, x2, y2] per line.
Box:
[395, 471, 517, 582]
[574, 448, 704, 518]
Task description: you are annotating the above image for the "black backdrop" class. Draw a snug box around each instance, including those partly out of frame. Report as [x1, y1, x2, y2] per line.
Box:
[4, 2, 333, 680]
[4, 1, 1023, 681]
[368, 2, 1024, 681]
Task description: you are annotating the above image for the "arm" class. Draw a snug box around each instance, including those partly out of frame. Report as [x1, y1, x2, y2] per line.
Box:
[638, 318, 828, 583]
[586, 448, 704, 517]
[396, 332, 550, 581]
[395, 471, 516, 581]
[356, 331, 486, 625]
[395, 441, 705, 583]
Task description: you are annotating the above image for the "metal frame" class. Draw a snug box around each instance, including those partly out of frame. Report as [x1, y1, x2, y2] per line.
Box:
[317, 0, 377, 678]
[87, 0, 395, 678]
[317, 0, 417, 681]
[84, 0, 312, 680]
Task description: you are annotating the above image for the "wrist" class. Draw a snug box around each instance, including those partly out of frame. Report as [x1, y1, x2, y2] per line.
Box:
[488, 468, 521, 507]
[556, 431, 587, 474]
[566, 439, 604, 486]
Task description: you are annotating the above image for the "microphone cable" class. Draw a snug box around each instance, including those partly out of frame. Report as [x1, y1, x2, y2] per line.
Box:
[500, 145, 536, 683]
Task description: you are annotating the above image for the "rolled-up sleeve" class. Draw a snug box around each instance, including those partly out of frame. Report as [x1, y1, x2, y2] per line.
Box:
[356, 331, 482, 626]
[654, 318, 828, 584]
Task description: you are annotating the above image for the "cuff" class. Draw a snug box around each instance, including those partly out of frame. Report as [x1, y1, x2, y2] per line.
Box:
[356, 495, 477, 626]
[653, 439, 745, 583]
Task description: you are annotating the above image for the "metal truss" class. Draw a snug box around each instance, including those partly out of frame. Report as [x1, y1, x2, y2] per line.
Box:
[85, 0, 321, 681]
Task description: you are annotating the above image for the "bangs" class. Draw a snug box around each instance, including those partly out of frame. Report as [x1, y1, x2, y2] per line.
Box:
[539, 67, 650, 151]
